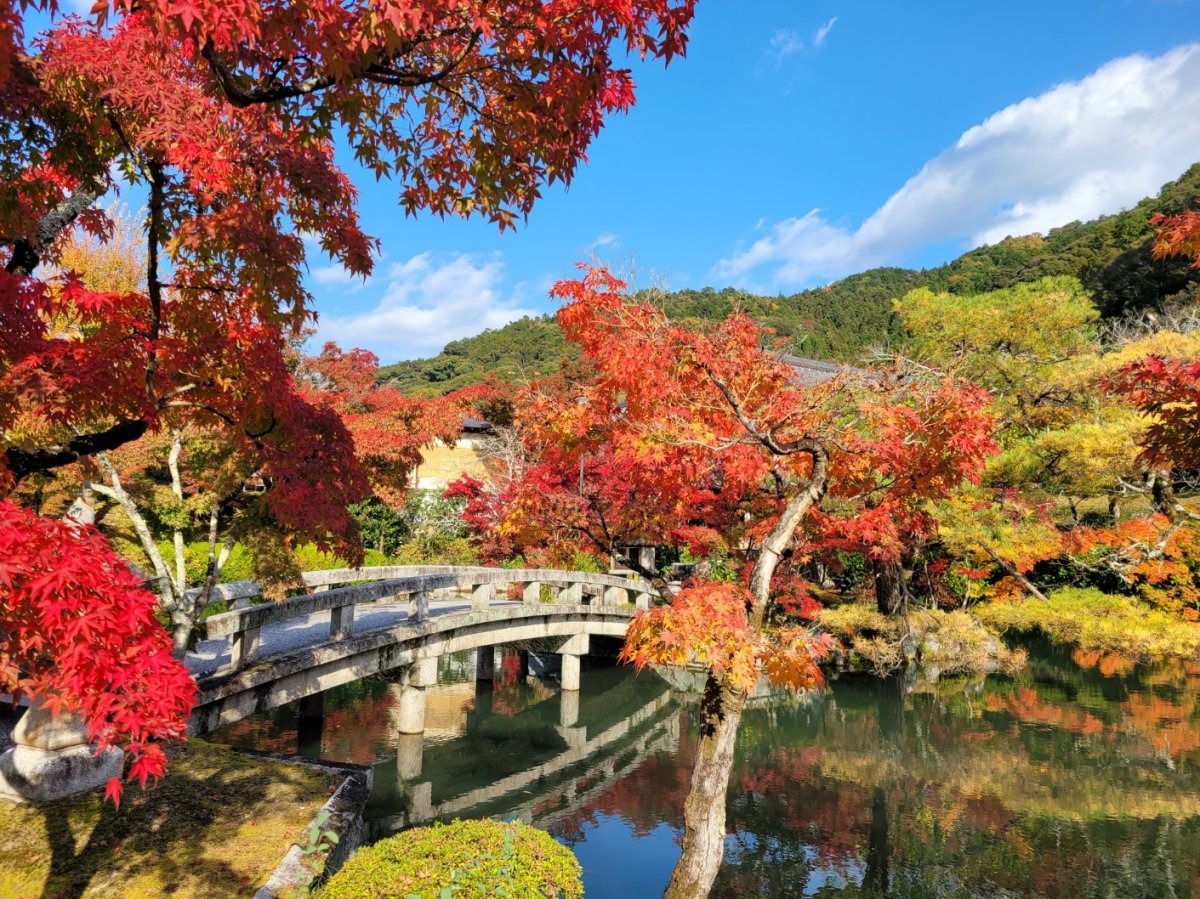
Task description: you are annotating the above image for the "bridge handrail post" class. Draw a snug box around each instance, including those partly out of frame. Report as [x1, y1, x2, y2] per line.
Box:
[330, 601, 355, 640]
[409, 590, 430, 622]
[603, 586, 627, 606]
[522, 581, 541, 605]
[230, 624, 261, 669]
[471, 583, 495, 611]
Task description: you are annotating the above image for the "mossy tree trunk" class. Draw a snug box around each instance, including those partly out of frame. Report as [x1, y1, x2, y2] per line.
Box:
[873, 556, 909, 616]
[662, 677, 745, 899]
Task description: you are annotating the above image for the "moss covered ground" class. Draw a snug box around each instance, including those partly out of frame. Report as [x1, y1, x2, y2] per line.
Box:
[977, 587, 1200, 662]
[0, 739, 338, 898]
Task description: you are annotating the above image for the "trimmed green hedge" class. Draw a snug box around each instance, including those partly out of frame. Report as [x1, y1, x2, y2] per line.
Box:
[321, 819, 583, 899]
[294, 543, 391, 572]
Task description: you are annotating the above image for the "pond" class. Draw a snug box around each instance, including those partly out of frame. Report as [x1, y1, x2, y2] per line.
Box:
[206, 641, 1200, 898]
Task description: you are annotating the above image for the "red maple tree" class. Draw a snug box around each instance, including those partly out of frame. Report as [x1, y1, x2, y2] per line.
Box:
[0, 501, 198, 804]
[298, 342, 472, 505]
[464, 266, 996, 896]
[2, 0, 696, 797]
[1113, 352, 1200, 473]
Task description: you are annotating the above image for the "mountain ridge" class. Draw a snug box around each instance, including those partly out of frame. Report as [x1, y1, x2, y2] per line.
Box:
[379, 164, 1200, 396]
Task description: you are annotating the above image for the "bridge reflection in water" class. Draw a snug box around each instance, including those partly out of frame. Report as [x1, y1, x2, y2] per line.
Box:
[204, 646, 680, 841]
[205, 641, 1200, 899]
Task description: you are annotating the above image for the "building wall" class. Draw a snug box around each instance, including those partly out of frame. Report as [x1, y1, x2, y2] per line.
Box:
[412, 435, 491, 491]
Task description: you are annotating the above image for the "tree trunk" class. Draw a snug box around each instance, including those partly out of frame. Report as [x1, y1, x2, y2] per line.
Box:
[873, 556, 908, 616]
[664, 675, 745, 899]
[661, 435, 830, 899]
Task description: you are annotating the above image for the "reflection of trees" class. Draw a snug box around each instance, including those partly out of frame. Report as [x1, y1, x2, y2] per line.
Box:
[548, 655, 1200, 898]
[210, 676, 401, 764]
[551, 707, 696, 845]
[208, 651, 1200, 898]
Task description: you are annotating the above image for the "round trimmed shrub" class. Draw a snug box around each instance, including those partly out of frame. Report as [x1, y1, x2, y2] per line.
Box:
[320, 819, 583, 899]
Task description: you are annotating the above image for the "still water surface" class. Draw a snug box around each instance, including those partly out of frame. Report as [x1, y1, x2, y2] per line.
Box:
[208, 642, 1200, 898]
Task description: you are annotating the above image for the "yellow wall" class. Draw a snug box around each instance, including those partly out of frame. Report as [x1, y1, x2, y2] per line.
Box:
[413, 435, 490, 490]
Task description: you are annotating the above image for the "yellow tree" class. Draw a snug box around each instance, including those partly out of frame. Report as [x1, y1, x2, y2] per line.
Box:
[897, 276, 1200, 600]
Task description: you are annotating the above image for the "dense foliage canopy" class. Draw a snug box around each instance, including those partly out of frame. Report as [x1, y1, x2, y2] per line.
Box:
[0, 0, 697, 797]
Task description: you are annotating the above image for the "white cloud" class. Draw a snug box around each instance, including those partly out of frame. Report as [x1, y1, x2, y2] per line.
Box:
[315, 252, 539, 360]
[764, 28, 804, 67]
[814, 17, 837, 47]
[312, 262, 371, 290]
[716, 43, 1200, 288]
[592, 232, 619, 247]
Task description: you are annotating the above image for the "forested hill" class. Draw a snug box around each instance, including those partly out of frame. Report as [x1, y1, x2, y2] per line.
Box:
[379, 164, 1200, 396]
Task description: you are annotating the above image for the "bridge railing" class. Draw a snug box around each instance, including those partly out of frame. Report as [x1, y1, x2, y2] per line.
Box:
[200, 567, 660, 671]
[185, 565, 488, 610]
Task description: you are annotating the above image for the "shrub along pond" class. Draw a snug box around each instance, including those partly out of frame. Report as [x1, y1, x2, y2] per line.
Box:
[207, 643, 1200, 898]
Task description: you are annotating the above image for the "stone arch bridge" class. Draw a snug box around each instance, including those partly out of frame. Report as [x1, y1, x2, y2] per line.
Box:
[186, 566, 661, 737]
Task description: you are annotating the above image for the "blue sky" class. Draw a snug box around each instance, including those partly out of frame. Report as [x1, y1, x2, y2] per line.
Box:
[292, 3, 1200, 360]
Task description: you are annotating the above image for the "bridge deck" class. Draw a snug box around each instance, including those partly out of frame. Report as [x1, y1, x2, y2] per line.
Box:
[186, 597, 521, 678]
[184, 566, 655, 734]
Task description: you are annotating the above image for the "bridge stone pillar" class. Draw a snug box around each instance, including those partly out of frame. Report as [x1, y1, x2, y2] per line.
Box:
[472, 679, 494, 719]
[522, 581, 541, 604]
[408, 780, 433, 824]
[559, 688, 580, 728]
[560, 582, 583, 605]
[396, 733, 423, 781]
[557, 633, 588, 692]
[560, 653, 581, 691]
[397, 657, 438, 735]
[515, 649, 530, 681]
[635, 591, 652, 610]
[475, 646, 496, 682]
[297, 691, 324, 757]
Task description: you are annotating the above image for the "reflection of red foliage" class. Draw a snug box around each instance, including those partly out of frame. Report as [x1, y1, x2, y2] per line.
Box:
[551, 708, 695, 845]
[495, 653, 523, 688]
[214, 685, 401, 765]
[985, 681, 1200, 756]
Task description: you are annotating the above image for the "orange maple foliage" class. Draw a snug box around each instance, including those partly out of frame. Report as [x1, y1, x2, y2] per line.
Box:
[452, 267, 998, 765]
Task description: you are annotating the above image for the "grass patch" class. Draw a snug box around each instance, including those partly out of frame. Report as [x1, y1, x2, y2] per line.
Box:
[0, 739, 339, 898]
[817, 604, 1026, 676]
[977, 587, 1200, 663]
